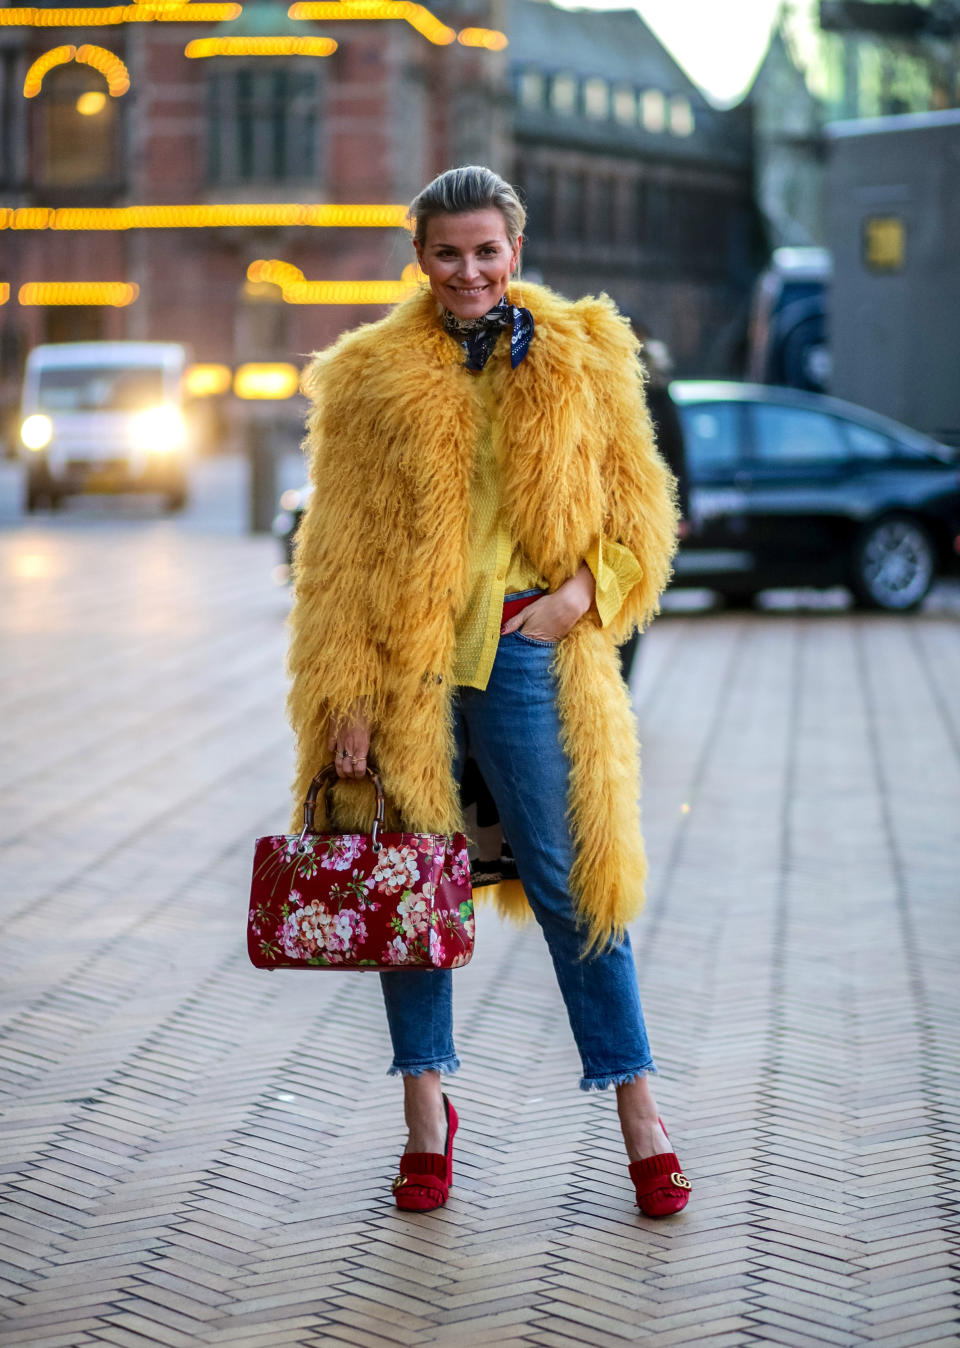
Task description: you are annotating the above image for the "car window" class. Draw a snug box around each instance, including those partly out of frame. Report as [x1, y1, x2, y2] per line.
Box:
[37, 365, 165, 412]
[841, 421, 897, 460]
[750, 404, 849, 466]
[679, 403, 740, 474]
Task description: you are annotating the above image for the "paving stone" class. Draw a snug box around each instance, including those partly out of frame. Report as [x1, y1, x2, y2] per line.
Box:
[1, 526, 959, 1347]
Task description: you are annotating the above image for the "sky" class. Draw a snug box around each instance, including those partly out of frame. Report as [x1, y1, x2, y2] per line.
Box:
[549, 0, 821, 107]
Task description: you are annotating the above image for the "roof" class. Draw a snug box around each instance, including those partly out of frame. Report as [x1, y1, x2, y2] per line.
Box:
[826, 107, 960, 138]
[506, 0, 704, 99]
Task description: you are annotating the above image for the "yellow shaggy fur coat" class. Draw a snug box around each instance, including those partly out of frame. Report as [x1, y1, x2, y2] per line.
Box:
[287, 281, 678, 951]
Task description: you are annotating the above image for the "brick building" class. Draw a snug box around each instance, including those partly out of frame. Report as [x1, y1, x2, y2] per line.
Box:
[0, 0, 511, 419]
[1, 0, 762, 427]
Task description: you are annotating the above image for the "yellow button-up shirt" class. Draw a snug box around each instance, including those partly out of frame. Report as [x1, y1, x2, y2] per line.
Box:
[452, 358, 643, 691]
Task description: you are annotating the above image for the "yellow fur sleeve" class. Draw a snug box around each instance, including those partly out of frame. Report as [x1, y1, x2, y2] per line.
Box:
[576, 295, 680, 643]
[285, 346, 387, 827]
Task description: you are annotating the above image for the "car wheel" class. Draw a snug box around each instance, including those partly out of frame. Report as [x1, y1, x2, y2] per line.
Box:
[850, 515, 936, 612]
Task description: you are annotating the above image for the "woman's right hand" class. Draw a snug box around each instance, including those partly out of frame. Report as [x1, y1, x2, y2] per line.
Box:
[328, 705, 372, 780]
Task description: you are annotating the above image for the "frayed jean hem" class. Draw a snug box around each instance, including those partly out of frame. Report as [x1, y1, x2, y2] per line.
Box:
[387, 1055, 461, 1079]
[579, 1064, 657, 1092]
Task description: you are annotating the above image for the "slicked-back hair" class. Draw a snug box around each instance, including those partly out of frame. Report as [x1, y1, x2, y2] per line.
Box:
[408, 165, 526, 248]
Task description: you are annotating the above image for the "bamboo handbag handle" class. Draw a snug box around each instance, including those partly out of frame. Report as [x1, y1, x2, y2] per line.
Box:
[301, 763, 387, 850]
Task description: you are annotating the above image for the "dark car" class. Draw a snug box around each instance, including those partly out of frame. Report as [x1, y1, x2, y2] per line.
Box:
[274, 384, 960, 612]
[671, 382, 960, 611]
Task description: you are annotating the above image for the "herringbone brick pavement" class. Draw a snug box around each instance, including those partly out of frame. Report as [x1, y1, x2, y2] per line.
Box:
[1, 523, 958, 1348]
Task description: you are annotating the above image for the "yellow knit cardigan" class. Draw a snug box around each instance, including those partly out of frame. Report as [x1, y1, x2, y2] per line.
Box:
[287, 281, 679, 951]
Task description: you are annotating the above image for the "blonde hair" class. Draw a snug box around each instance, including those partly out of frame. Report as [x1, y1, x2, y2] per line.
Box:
[408, 166, 526, 247]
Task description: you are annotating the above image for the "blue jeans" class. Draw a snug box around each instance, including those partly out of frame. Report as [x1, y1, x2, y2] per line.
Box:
[379, 599, 657, 1091]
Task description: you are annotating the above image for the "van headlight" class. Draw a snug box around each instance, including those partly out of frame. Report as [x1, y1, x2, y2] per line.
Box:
[132, 405, 186, 454]
[21, 414, 53, 451]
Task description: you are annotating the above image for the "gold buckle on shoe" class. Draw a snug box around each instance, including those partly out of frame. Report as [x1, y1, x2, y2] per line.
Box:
[391, 1174, 408, 1193]
[670, 1172, 692, 1190]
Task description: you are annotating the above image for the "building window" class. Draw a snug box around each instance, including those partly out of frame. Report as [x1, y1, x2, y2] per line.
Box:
[583, 76, 609, 120]
[612, 85, 637, 126]
[237, 279, 288, 361]
[207, 66, 316, 184]
[33, 62, 121, 186]
[518, 67, 545, 109]
[590, 175, 616, 242]
[633, 177, 647, 241]
[669, 95, 695, 136]
[549, 72, 578, 116]
[646, 180, 669, 247]
[517, 163, 548, 236]
[556, 170, 585, 239]
[640, 87, 666, 133]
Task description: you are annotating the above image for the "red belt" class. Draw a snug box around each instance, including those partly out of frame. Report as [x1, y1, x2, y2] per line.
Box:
[501, 592, 542, 626]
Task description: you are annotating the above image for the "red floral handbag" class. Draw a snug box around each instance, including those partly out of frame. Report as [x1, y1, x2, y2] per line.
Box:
[247, 765, 475, 971]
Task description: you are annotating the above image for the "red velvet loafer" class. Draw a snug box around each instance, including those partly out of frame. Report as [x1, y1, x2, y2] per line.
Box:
[628, 1117, 692, 1218]
[392, 1094, 458, 1212]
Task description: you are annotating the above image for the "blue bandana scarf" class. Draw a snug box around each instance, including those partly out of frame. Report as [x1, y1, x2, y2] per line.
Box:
[442, 296, 534, 372]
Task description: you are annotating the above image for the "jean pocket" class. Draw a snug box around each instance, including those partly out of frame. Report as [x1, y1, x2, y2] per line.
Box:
[512, 630, 560, 648]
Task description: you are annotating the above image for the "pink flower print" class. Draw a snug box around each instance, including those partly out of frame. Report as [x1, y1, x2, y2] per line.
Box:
[396, 893, 430, 940]
[281, 836, 303, 861]
[447, 847, 471, 888]
[384, 934, 409, 964]
[370, 844, 420, 896]
[429, 928, 445, 966]
[281, 898, 328, 959]
[333, 909, 357, 948]
[322, 834, 365, 871]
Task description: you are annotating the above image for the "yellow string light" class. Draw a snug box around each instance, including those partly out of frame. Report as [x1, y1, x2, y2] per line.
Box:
[24, 43, 129, 95]
[18, 281, 140, 305]
[287, 2, 455, 45]
[23, 45, 76, 97]
[0, 283, 10, 305]
[183, 363, 232, 396]
[1, 6, 241, 26]
[185, 35, 338, 57]
[1, 203, 410, 230]
[246, 259, 421, 305]
[457, 27, 508, 50]
[234, 363, 301, 399]
[76, 44, 130, 93]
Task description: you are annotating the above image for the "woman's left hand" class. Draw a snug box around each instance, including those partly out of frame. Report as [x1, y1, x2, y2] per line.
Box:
[500, 563, 596, 643]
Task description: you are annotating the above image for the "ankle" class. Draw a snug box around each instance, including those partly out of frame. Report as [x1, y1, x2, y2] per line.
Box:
[402, 1074, 447, 1154]
[615, 1078, 670, 1163]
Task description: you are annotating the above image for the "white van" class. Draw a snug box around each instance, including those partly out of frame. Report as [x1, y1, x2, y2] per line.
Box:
[19, 341, 191, 510]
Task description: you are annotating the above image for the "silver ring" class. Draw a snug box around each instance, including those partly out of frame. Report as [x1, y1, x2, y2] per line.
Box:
[338, 750, 349, 759]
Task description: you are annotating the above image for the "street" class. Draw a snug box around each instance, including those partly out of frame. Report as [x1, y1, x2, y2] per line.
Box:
[1, 507, 959, 1348]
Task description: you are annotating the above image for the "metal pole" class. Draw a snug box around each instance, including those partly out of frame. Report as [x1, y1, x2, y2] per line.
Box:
[247, 416, 276, 534]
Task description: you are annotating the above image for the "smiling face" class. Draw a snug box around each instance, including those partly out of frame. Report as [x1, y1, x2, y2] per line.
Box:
[414, 208, 522, 320]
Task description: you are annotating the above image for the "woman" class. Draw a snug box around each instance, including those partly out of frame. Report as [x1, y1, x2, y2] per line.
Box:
[287, 166, 690, 1219]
